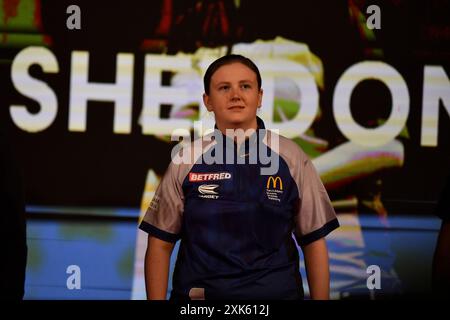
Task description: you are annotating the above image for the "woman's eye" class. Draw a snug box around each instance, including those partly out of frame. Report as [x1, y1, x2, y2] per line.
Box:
[241, 84, 251, 89]
[219, 86, 229, 91]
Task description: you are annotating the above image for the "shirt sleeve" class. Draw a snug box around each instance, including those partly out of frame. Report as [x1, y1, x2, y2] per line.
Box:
[138, 161, 185, 243]
[293, 157, 339, 246]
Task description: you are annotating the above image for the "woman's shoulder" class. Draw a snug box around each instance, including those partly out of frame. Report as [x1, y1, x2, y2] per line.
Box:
[264, 130, 309, 164]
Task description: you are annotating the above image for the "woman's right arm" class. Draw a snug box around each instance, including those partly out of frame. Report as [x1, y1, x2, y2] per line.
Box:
[144, 235, 175, 300]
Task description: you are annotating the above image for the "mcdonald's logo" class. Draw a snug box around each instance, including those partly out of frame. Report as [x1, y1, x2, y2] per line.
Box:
[266, 176, 283, 190]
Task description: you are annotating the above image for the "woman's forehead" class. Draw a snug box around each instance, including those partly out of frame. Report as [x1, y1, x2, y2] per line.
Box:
[211, 62, 257, 82]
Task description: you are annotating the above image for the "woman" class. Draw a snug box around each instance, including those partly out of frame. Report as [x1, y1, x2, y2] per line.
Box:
[139, 54, 339, 300]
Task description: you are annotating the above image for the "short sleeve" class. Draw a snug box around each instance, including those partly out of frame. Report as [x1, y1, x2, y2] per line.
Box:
[293, 158, 339, 246]
[139, 161, 185, 243]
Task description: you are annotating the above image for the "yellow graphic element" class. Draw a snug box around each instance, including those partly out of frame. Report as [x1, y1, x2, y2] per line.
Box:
[266, 176, 283, 190]
[139, 169, 161, 224]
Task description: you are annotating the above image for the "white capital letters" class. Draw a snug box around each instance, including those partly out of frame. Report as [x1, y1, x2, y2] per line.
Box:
[421, 66, 450, 147]
[333, 61, 409, 147]
[259, 59, 319, 138]
[141, 54, 194, 135]
[69, 51, 134, 133]
[10, 46, 59, 132]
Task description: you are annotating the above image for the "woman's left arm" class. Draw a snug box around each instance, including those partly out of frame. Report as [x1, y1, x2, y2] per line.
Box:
[302, 237, 330, 300]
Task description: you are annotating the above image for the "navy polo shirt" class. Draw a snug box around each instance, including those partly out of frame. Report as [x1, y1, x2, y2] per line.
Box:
[139, 117, 339, 300]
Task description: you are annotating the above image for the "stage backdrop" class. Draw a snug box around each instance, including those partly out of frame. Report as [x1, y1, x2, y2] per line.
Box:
[1, 0, 449, 299]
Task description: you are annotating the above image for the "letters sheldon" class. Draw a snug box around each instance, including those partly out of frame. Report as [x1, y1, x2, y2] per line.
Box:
[179, 304, 214, 317]
[8, 47, 449, 148]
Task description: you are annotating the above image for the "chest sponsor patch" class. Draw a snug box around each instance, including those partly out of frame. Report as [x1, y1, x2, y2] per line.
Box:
[266, 176, 284, 202]
[189, 172, 232, 182]
[198, 184, 220, 199]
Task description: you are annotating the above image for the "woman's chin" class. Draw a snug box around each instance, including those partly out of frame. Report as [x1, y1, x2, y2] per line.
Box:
[226, 118, 247, 127]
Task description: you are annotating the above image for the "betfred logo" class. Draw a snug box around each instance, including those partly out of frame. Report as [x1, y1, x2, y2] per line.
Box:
[189, 172, 231, 182]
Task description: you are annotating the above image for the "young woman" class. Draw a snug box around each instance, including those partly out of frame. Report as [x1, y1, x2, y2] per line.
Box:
[139, 54, 339, 300]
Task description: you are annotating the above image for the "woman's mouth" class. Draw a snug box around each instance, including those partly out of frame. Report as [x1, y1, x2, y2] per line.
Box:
[228, 105, 245, 110]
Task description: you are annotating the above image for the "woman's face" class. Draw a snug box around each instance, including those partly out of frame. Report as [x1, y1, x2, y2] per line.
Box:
[203, 62, 263, 132]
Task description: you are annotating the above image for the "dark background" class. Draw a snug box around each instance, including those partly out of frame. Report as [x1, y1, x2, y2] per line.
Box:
[1, 0, 449, 213]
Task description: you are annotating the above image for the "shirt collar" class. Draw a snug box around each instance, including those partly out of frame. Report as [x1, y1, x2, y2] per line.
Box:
[213, 117, 266, 155]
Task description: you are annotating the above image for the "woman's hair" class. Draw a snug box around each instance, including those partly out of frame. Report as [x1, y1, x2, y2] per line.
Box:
[203, 54, 262, 95]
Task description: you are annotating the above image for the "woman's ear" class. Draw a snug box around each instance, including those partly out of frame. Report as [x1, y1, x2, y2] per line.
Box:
[203, 93, 213, 112]
[258, 89, 263, 108]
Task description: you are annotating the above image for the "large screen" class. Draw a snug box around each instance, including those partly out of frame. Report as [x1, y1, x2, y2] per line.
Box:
[1, 0, 449, 300]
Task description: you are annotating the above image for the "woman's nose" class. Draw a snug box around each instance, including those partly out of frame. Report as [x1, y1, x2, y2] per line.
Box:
[230, 86, 241, 100]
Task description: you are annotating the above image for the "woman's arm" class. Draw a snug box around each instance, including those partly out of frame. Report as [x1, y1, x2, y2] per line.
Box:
[301, 237, 330, 300]
[144, 235, 175, 300]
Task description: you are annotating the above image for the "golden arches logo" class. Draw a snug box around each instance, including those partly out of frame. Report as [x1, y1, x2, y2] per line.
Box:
[266, 176, 283, 190]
